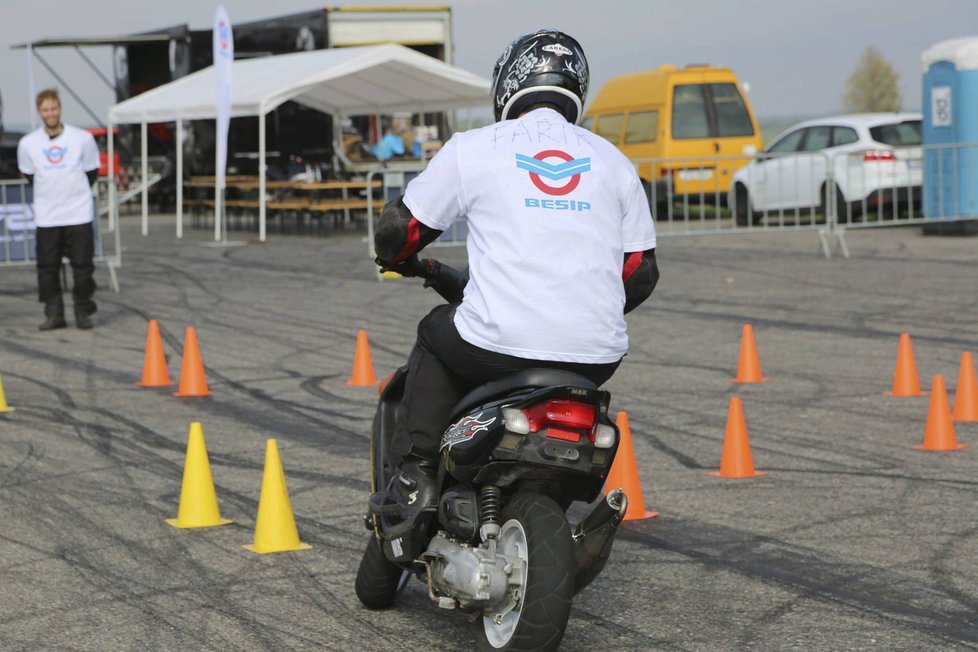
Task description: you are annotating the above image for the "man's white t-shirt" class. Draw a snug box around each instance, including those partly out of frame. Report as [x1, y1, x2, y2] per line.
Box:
[403, 107, 656, 364]
[17, 125, 99, 228]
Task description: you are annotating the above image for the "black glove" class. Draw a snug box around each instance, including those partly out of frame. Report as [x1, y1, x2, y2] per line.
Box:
[423, 262, 468, 303]
[376, 253, 425, 277]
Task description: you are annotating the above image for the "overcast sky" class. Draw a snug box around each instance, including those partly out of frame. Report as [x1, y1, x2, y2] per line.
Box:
[2, 0, 976, 131]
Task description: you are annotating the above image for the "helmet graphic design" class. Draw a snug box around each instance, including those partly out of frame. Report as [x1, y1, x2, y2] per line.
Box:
[491, 29, 589, 124]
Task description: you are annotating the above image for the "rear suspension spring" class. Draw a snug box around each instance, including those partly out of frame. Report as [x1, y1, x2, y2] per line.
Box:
[480, 485, 501, 528]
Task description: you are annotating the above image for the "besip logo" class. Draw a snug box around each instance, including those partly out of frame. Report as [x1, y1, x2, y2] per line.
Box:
[515, 150, 591, 196]
[43, 146, 68, 165]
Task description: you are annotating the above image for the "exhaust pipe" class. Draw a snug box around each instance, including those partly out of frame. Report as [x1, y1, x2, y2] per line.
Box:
[572, 488, 628, 594]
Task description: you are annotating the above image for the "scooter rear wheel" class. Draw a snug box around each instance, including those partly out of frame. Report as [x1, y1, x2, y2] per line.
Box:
[475, 492, 574, 652]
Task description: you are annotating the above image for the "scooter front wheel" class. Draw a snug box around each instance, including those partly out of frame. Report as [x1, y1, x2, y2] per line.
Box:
[475, 492, 574, 652]
[355, 535, 408, 609]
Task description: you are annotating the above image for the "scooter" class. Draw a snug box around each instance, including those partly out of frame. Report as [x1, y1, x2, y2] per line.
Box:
[355, 258, 629, 652]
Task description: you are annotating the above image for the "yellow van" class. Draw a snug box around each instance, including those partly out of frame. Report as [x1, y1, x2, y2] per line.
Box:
[581, 64, 763, 209]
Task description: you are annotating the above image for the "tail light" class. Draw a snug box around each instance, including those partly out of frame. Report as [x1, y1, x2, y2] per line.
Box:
[503, 400, 616, 448]
[659, 167, 673, 178]
[503, 400, 594, 432]
[533, 400, 596, 430]
[864, 150, 896, 162]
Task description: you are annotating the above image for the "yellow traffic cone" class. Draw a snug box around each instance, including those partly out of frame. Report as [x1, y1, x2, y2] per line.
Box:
[0, 374, 13, 413]
[166, 422, 232, 529]
[244, 439, 312, 554]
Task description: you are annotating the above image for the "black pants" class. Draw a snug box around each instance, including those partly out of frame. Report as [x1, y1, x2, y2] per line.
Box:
[397, 304, 622, 458]
[36, 223, 97, 317]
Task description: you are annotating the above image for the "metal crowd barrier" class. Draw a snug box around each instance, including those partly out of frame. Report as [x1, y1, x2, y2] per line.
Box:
[1, 178, 122, 292]
[830, 141, 978, 234]
[638, 142, 978, 256]
[635, 152, 834, 235]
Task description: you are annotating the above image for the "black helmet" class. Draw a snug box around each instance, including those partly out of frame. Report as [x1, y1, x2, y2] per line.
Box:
[490, 29, 589, 124]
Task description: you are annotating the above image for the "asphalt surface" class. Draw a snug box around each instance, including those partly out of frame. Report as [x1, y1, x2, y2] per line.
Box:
[1, 215, 977, 651]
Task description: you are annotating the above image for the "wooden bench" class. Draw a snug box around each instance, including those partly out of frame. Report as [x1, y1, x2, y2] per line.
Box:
[267, 199, 311, 211]
[307, 198, 372, 212]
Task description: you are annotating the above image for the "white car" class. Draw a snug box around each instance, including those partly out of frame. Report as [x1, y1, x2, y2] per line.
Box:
[729, 113, 923, 224]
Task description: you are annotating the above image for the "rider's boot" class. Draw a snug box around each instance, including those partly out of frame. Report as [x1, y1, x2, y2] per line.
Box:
[369, 453, 439, 563]
[391, 454, 440, 518]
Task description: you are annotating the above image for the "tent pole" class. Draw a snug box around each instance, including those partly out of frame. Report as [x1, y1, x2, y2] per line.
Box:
[107, 123, 116, 233]
[176, 120, 183, 238]
[141, 122, 148, 236]
[259, 110, 266, 242]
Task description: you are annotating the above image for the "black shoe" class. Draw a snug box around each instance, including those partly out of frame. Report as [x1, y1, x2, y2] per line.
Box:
[368, 455, 439, 562]
[38, 315, 68, 331]
[390, 456, 440, 522]
[75, 313, 93, 330]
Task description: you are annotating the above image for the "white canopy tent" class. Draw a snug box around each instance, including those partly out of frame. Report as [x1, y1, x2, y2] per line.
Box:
[106, 43, 491, 241]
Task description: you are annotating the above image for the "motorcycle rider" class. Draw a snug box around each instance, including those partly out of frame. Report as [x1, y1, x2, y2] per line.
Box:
[372, 29, 658, 542]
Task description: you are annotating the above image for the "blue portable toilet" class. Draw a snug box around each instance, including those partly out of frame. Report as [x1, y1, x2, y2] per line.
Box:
[921, 37, 978, 222]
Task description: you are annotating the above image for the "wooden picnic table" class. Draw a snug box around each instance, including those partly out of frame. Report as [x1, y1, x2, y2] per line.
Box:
[182, 175, 383, 234]
[186, 177, 381, 191]
[185, 175, 259, 188]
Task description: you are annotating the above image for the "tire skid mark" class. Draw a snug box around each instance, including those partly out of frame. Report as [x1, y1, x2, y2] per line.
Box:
[927, 525, 978, 617]
[735, 592, 820, 650]
[288, 553, 403, 641]
[624, 414, 906, 473]
[0, 337, 368, 452]
[620, 517, 978, 645]
[1, 435, 347, 649]
[2, 370, 79, 409]
[663, 246, 978, 301]
[298, 376, 376, 407]
[71, 300, 380, 443]
[761, 467, 978, 490]
[568, 605, 689, 651]
[108, 255, 416, 361]
[2, 492, 268, 650]
[4, 387, 370, 554]
[0, 440, 41, 486]
[651, 303, 978, 350]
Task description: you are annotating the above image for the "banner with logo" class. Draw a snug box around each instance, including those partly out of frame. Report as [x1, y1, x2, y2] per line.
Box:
[213, 5, 233, 191]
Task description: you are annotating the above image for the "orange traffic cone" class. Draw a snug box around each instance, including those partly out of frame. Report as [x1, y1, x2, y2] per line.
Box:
[731, 324, 768, 383]
[886, 332, 925, 397]
[914, 375, 968, 451]
[604, 411, 658, 521]
[174, 326, 212, 397]
[138, 319, 172, 387]
[953, 352, 978, 422]
[708, 397, 767, 479]
[347, 329, 378, 386]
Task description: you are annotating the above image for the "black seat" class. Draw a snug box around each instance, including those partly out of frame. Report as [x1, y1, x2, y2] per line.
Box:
[449, 368, 597, 421]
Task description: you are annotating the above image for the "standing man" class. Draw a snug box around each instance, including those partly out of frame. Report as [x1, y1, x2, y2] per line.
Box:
[17, 88, 100, 330]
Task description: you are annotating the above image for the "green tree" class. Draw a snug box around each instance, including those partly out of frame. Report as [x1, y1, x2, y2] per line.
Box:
[843, 47, 902, 112]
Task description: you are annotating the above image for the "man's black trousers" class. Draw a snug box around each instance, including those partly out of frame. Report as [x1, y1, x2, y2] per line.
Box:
[36, 222, 97, 316]
[397, 304, 621, 459]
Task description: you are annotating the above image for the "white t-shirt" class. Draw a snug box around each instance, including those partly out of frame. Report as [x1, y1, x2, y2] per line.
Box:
[17, 125, 99, 228]
[403, 107, 656, 364]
